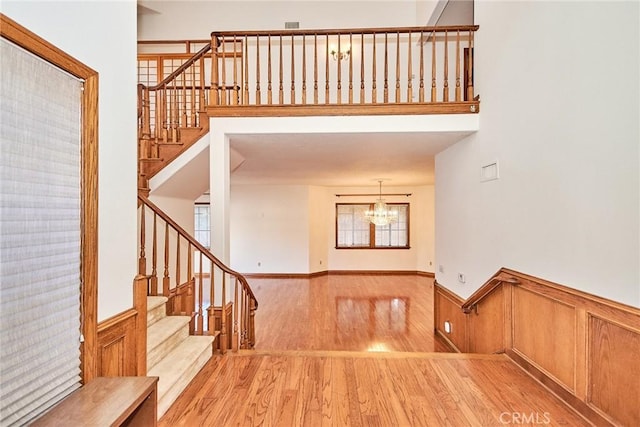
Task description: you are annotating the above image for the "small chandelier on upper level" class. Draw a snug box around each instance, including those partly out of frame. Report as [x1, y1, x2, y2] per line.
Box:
[364, 180, 398, 226]
[330, 46, 351, 61]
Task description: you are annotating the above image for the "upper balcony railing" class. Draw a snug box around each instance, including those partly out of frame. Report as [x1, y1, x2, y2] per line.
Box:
[207, 25, 479, 116]
[136, 26, 479, 186]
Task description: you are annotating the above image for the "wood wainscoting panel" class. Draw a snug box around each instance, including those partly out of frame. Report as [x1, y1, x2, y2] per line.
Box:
[434, 283, 467, 352]
[97, 309, 138, 377]
[588, 315, 640, 426]
[512, 286, 576, 392]
[468, 284, 505, 354]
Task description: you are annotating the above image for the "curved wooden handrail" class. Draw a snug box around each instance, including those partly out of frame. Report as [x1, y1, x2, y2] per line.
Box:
[138, 194, 258, 307]
[211, 25, 479, 38]
[461, 273, 520, 313]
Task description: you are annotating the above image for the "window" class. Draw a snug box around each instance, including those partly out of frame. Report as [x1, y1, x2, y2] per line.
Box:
[336, 203, 409, 249]
[194, 204, 210, 248]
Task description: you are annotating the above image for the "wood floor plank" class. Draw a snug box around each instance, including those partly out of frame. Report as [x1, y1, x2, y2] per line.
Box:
[159, 275, 590, 426]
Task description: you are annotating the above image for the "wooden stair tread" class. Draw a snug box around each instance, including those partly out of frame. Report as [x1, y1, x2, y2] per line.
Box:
[156, 142, 184, 146]
[147, 296, 168, 312]
[147, 315, 191, 353]
[147, 335, 215, 417]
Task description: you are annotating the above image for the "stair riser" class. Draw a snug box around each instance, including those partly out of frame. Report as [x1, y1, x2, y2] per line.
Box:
[147, 326, 190, 370]
[157, 344, 213, 417]
[147, 303, 166, 326]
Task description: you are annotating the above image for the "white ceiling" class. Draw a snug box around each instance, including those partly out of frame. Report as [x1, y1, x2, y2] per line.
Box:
[229, 130, 473, 187]
[151, 129, 474, 198]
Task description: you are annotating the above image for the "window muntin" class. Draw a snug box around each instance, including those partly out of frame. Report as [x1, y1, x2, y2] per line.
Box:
[336, 203, 409, 249]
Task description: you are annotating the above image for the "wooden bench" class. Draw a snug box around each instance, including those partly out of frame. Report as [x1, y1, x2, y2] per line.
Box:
[31, 376, 158, 427]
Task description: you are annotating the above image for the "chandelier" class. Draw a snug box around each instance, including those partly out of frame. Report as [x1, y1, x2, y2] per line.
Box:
[364, 180, 398, 226]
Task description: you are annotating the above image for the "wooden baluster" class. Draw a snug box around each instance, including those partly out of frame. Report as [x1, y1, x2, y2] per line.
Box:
[199, 57, 206, 116]
[313, 34, 318, 104]
[187, 242, 193, 331]
[431, 30, 437, 102]
[290, 34, 295, 104]
[190, 65, 196, 125]
[466, 30, 474, 101]
[165, 88, 172, 142]
[187, 242, 192, 283]
[278, 35, 283, 104]
[171, 83, 178, 142]
[419, 30, 425, 103]
[139, 204, 146, 275]
[360, 33, 365, 104]
[455, 30, 461, 102]
[407, 31, 413, 103]
[246, 291, 251, 348]
[150, 212, 158, 295]
[175, 234, 180, 297]
[372, 33, 377, 103]
[348, 33, 353, 104]
[220, 273, 227, 354]
[443, 30, 449, 102]
[249, 297, 256, 348]
[149, 88, 158, 145]
[210, 35, 219, 106]
[395, 31, 401, 103]
[141, 87, 151, 154]
[239, 288, 246, 349]
[232, 36, 238, 105]
[256, 35, 261, 105]
[243, 289, 249, 349]
[233, 277, 239, 351]
[325, 35, 330, 104]
[198, 252, 203, 334]
[337, 36, 342, 104]
[302, 34, 307, 105]
[156, 87, 163, 145]
[220, 38, 227, 105]
[163, 222, 170, 297]
[267, 34, 272, 105]
[244, 35, 249, 105]
[384, 33, 389, 103]
[181, 71, 187, 126]
[208, 260, 215, 337]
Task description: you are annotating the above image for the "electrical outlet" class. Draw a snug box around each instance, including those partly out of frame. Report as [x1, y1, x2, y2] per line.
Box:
[439, 265, 444, 273]
[444, 321, 452, 334]
[458, 272, 466, 283]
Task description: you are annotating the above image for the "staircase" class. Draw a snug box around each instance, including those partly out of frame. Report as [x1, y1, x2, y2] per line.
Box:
[146, 295, 216, 417]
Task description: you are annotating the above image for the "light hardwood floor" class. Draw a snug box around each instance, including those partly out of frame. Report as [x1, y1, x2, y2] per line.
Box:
[251, 274, 448, 352]
[159, 274, 589, 426]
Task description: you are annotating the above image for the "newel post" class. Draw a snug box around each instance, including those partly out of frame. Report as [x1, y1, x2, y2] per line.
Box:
[133, 275, 148, 376]
[210, 34, 220, 106]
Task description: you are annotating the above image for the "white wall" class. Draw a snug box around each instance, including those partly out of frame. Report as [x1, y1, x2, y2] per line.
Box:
[308, 185, 330, 273]
[230, 183, 434, 273]
[138, 1, 431, 40]
[149, 195, 196, 235]
[231, 185, 310, 273]
[2, 1, 139, 321]
[435, 1, 640, 307]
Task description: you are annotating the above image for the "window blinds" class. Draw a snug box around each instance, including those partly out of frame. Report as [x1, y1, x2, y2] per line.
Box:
[0, 38, 83, 426]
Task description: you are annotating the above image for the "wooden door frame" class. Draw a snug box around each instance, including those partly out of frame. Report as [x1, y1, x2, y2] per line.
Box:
[0, 14, 99, 384]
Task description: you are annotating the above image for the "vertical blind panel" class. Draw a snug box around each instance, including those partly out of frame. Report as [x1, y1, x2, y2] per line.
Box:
[0, 39, 83, 426]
